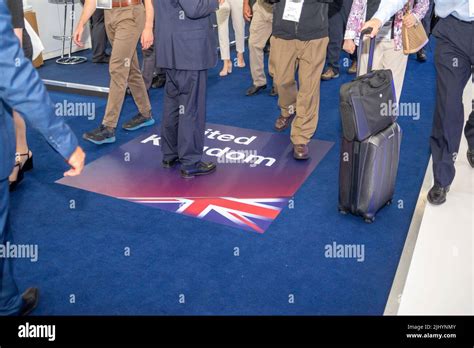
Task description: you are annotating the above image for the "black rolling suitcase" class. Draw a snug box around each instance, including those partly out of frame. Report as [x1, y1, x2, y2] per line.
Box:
[338, 28, 402, 223]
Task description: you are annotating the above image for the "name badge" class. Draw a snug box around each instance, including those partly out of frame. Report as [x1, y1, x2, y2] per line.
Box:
[470, 0, 474, 17]
[283, 0, 304, 23]
[96, 0, 112, 10]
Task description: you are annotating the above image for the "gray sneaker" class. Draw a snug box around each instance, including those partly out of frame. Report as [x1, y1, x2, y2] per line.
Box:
[122, 113, 155, 131]
[83, 125, 116, 145]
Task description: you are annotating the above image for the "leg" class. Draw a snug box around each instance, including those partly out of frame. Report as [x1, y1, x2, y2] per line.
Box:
[357, 36, 384, 76]
[380, 40, 408, 102]
[216, 2, 231, 61]
[271, 36, 298, 118]
[291, 37, 329, 145]
[127, 50, 152, 117]
[422, 0, 435, 37]
[430, 17, 472, 187]
[141, 44, 156, 90]
[161, 70, 181, 162]
[13, 112, 28, 155]
[325, 1, 344, 74]
[0, 179, 23, 316]
[230, 0, 245, 54]
[249, 2, 273, 87]
[177, 70, 208, 169]
[8, 111, 31, 184]
[90, 9, 108, 61]
[102, 6, 147, 128]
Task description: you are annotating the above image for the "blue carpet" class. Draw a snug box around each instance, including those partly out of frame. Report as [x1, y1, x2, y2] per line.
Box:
[9, 42, 437, 315]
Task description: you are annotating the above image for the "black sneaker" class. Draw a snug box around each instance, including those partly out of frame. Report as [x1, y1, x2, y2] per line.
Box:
[467, 149, 474, 168]
[83, 125, 116, 145]
[122, 113, 155, 131]
[181, 161, 216, 179]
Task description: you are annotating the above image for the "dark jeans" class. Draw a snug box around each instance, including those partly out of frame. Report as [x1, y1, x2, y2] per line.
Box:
[326, 0, 356, 73]
[141, 44, 165, 90]
[80, 0, 108, 61]
[421, 0, 435, 37]
[430, 16, 474, 187]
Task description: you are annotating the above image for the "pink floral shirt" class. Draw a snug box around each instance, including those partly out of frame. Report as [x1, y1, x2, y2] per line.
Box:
[344, 0, 430, 51]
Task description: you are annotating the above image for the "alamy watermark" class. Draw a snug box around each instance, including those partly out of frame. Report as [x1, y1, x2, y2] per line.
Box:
[380, 100, 421, 121]
[324, 242, 365, 262]
[0, 242, 38, 262]
[55, 100, 96, 120]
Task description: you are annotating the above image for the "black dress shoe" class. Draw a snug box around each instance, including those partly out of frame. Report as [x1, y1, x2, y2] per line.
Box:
[162, 158, 179, 168]
[181, 162, 216, 179]
[269, 86, 277, 96]
[246, 84, 267, 96]
[467, 149, 474, 168]
[92, 55, 110, 64]
[151, 74, 166, 89]
[416, 49, 427, 63]
[427, 185, 450, 205]
[19, 288, 39, 316]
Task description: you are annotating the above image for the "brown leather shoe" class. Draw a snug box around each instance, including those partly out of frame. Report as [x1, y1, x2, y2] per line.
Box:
[348, 61, 357, 75]
[321, 67, 340, 80]
[274, 114, 294, 132]
[293, 144, 309, 160]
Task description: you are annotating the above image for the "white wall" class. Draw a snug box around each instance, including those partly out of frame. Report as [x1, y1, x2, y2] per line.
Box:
[26, 0, 91, 60]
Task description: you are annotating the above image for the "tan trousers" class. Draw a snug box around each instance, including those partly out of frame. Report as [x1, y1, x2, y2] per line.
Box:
[249, 1, 273, 87]
[216, 0, 246, 60]
[103, 5, 151, 128]
[358, 38, 408, 102]
[270, 36, 329, 145]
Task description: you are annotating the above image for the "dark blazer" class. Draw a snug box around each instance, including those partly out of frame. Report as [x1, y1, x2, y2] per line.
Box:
[154, 0, 219, 71]
[0, 0, 78, 181]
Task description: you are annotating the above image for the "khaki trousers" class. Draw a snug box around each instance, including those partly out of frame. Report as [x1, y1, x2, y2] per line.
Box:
[103, 5, 151, 128]
[358, 38, 408, 102]
[270, 36, 329, 145]
[249, 1, 273, 87]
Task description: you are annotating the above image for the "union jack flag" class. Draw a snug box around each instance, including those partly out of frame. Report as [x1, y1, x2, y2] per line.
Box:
[120, 197, 288, 233]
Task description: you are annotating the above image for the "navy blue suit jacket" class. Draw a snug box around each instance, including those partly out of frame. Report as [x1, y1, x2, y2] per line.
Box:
[155, 0, 219, 71]
[0, 0, 78, 181]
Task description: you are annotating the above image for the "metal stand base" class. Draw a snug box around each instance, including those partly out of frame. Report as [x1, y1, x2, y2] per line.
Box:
[56, 56, 88, 65]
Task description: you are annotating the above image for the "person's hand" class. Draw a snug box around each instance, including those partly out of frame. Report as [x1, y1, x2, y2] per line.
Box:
[64, 146, 86, 177]
[141, 27, 154, 50]
[361, 18, 383, 38]
[343, 39, 356, 54]
[243, 1, 253, 21]
[403, 13, 418, 28]
[73, 24, 85, 47]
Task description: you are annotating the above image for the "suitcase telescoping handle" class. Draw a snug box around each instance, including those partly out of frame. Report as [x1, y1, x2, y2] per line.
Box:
[357, 27, 376, 77]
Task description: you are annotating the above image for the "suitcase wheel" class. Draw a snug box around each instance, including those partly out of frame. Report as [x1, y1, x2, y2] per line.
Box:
[364, 216, 375, 224]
